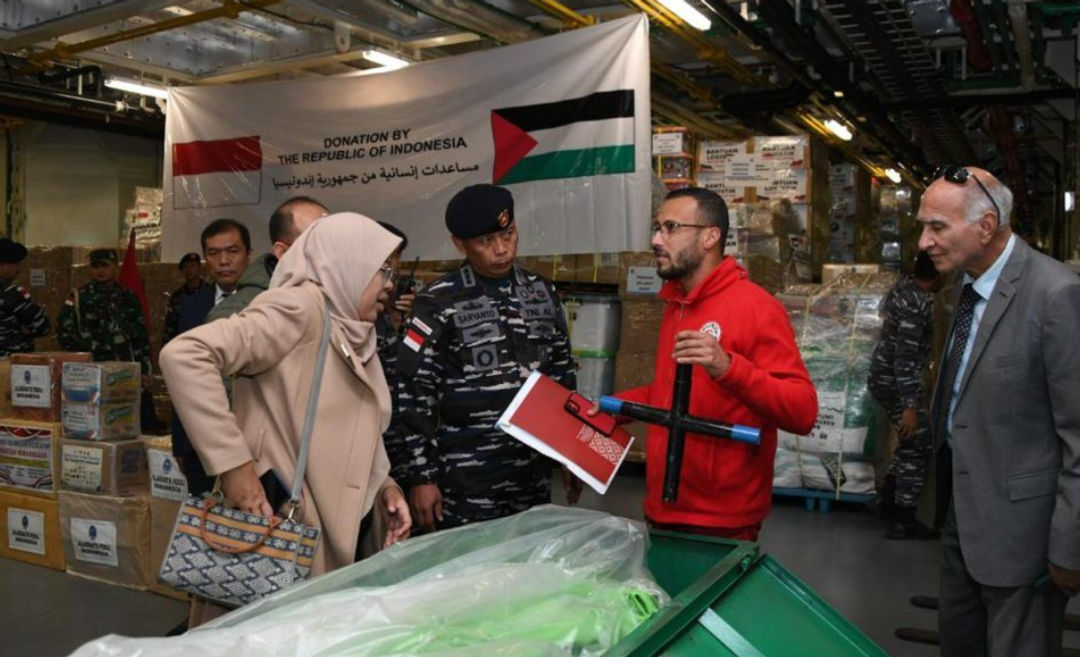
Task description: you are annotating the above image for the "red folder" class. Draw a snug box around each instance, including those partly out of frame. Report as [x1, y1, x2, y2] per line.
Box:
[497, 371, 633, 494]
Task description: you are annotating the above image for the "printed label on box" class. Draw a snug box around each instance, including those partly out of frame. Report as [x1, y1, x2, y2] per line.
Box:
[11, 364, 53, 408]
[698, 140, 747, 170]
[652, 132, 688, 155]
[723, 155, 773, 186]
[29, 269, 46, 287]
[625, 266, 662, 295]
[71, 517, 118, 567]
[62, 444, 104, 492]
[7, 508, 45, 555]
[148, 449, 188, 501]
[0, 429, 55, 492]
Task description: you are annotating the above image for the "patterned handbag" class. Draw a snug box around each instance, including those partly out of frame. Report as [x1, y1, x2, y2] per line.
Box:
[158, 306, 332, 607]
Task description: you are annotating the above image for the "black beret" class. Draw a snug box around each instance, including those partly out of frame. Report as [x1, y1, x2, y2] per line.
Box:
[445, 184, 514, 239]
[178, 252, 201, 270]
[0, 238, 27, 264]
[89, 249, 117, 264]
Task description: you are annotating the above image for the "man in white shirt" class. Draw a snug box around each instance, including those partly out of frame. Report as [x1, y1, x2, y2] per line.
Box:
[917, 165, 1080, 657]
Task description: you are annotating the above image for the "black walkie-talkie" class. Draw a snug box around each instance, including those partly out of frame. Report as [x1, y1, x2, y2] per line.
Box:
[394, 257, 420, 335]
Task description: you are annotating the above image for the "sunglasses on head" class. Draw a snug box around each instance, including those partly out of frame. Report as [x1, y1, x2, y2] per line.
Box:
[933, 165, 1001, 222]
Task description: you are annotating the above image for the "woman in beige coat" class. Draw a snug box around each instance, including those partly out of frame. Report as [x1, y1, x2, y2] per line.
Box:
[160, 213, 411, 592]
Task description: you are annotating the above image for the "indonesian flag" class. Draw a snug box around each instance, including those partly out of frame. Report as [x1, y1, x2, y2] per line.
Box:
[117, 229, 150, 331]
[490, 90, 635, 185]
[172, 136, 263, 208]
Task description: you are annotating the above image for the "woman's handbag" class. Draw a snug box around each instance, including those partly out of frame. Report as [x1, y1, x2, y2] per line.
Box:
[157, 306, 332, 607]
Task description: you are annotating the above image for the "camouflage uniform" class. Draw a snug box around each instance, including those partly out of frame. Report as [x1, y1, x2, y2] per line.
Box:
[57, 281, 151, 374]
[867, 275, 933, 508]
[162, 279, 209, 344]
[397, 263, 576, 528]
[0, 280, 50, 356]
[376, 314, 409, 485]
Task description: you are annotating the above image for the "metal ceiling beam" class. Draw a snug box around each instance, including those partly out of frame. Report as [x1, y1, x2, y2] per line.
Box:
[16, 0, 285, 76]
[0, 0, 178, 51]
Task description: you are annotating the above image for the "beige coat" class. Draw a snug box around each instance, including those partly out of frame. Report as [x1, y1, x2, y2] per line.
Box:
[160, 281, 398, 575]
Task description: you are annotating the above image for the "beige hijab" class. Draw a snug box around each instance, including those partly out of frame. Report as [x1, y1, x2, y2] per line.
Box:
[269, 212, 401, 363]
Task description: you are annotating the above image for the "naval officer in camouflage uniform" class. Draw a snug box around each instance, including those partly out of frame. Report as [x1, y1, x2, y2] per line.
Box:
[57, 249, 151, 376]
[867, 250, 942, 540]
[0, 237, 49, 355]
[397, 184, 576, 531]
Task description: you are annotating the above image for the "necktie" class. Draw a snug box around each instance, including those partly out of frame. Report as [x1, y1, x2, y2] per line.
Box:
[935, 283, 980, 441]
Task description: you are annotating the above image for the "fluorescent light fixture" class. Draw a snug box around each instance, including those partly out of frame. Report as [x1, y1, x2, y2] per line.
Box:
[362, 50, 409, 70]
[824, 118, 854, 141]
[105, 77, 168, 100]
[885, 168, 902, 184]
[657, 0, 712, 31]
[1065, 191, 1075, 213]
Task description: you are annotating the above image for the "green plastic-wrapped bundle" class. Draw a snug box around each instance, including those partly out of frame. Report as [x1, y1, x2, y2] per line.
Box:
[71, 506, 667, 657]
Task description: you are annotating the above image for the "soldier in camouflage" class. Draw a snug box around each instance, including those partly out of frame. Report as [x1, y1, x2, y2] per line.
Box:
[867, 250, 942, 540]
[0, 238, 49, 355]
[397, 185, 577, 531]
[57, 249, 151, 375]
[162, 252, 209, 344]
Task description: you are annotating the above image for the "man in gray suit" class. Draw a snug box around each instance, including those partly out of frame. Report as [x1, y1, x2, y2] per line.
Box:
[918, 165, 1080, 656]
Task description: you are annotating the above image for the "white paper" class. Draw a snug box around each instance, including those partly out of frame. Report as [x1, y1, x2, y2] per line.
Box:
[70, 517, 119, 567]
[11, 364, 53, 409]
[29, 269, 46, 287]
[7, 508, 45, 555]
[62, 444, 104, 492]
[148, 449, 188, 501]
[625, 266, 661, 295]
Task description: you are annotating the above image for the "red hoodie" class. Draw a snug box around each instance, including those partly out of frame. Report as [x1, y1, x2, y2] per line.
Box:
[616, 256, 817, 528]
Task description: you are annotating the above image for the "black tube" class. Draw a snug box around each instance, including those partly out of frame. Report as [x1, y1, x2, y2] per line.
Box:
[0, 80, 120, 111]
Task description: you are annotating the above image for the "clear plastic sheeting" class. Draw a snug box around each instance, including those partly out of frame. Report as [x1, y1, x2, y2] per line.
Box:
[69, 506, 667, 657]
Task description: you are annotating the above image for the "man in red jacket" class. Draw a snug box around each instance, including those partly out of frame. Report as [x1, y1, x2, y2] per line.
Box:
[611, 187, 817, 540]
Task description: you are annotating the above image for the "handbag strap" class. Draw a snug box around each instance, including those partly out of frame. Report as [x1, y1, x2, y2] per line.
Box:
[198, 495, 282, 554]
[287, 304, 333, 511]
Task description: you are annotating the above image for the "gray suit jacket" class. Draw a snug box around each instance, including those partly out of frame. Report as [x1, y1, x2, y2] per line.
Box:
[932, 238, 1080, 587]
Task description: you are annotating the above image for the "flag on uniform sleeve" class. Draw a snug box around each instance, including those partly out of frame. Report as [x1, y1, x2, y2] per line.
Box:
[117, 229, 150, 330]
[171, 136, 263, 208]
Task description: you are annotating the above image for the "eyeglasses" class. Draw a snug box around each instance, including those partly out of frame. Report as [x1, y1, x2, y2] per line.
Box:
[378, 263, 396, 286]
[650, 220, 711, 237]
[933, 165, 1001, 222]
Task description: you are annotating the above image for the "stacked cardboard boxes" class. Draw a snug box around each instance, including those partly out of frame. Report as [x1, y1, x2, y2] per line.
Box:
[55, 361, 153, 589]
[142, 434, 188, 600]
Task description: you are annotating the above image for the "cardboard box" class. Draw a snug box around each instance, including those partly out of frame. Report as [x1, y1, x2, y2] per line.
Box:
[61, 400, 141, 441]
[0, 421, 63, 498]
[0, 358, 10, 418]
[0, 490, 65, 570]
[697, 139, 748, 172]
[60, 439, 147, 496]
[618, 299, 666, 354]
[148, 496, 187, 601]
[822, 263, 882, 284]
[752, 135, 809, 170]
[614, 350, 657, 393]
[10, 352, 93, 422]
[61, 361, 141, 404]
[59, 491, 151, 590]
[15, 247, 75, 353]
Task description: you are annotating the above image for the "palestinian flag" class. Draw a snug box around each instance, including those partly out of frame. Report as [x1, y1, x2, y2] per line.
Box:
[491, 90, 635, 185]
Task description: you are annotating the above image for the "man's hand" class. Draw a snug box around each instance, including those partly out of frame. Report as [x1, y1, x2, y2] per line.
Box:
[1050, 562, 1080, 597]
[220, 461, 273, 517]
[897, 407, 919, 440]
[409, 483, 443, 532]
[381, 486, 412, 547]
[673, 330, 731, 379]
[388, 292, 416, 331]
[562, 467, 584, 505]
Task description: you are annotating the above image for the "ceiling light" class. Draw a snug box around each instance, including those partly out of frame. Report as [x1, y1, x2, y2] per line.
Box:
[362, 50, 410, 70]
[824, 118, 854, 141]
[657, 0, 712, 31]
[104, 77, 168, 100]
[885, 168, 902, 184]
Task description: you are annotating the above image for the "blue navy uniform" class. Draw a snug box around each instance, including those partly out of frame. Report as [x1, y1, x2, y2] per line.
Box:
[396, 263, 575, 528]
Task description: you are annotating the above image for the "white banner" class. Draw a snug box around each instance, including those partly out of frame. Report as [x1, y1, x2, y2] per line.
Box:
[163, 15, 652, 261]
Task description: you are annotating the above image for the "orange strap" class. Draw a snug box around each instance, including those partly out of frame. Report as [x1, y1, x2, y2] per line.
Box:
[198, 496, 283, 555]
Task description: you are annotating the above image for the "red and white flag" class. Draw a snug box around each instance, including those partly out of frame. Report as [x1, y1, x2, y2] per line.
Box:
[171, 136, 262, 209]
